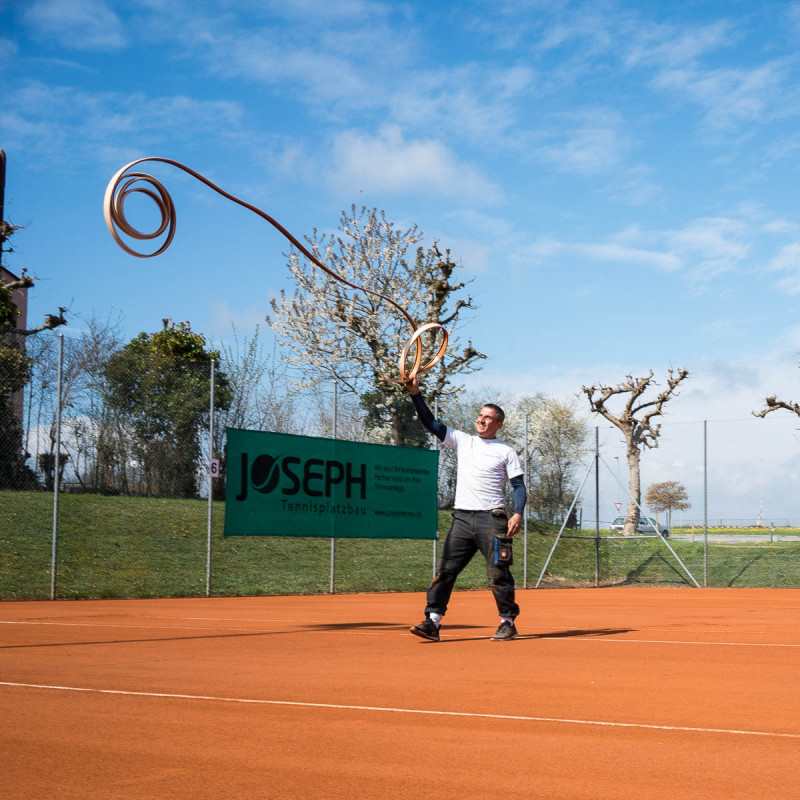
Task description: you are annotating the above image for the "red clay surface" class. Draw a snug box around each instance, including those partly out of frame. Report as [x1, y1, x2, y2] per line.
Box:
[2, 587, 799, 799]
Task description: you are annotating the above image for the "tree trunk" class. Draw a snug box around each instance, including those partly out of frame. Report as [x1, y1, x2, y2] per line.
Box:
[624, 435, 641, 535]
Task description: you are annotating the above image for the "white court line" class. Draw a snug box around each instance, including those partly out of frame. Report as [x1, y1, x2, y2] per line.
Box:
[537, 636, 800, 648]
[1, 681, 797, 740]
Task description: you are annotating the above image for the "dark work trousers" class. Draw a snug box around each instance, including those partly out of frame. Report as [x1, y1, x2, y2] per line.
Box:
[425, 510, 520, 620]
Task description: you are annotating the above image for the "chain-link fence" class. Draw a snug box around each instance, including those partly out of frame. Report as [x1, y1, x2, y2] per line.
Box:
[3, 335, 800, 598]
[532, 417, 800, 588]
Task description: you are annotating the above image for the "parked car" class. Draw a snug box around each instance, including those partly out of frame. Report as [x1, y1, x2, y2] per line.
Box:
[610, 516, 670, 537]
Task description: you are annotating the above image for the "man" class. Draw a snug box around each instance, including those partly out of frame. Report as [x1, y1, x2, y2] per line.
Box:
[405, 376, 527, 642]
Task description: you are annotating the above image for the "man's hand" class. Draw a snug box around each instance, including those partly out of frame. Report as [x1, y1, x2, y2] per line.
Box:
[403, 376, 420, 395]
[507, 513, 522, 537]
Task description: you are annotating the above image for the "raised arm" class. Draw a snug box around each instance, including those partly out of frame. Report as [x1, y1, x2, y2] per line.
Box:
[404, 377, 446, 442]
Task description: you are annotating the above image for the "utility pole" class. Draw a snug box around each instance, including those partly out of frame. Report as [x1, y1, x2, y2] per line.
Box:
[1, 148, 7, 267]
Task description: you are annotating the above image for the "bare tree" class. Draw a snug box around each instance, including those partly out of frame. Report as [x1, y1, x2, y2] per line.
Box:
[754, 395, 800, 419]
[60, 314, 126, 492]
[218, 324, 307, 435]
[752, 358, 800, 420]
[23, 314, 127, 492]
[645, 480, 691, 529]
[582, 369, 689, 535]
[267, 205, 485, 446]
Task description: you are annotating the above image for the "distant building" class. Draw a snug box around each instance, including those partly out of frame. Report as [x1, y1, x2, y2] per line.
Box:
[1, 265, 28, 328]
[1, 265, 29, 435]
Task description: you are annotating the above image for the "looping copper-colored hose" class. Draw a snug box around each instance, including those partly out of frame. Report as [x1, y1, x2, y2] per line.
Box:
[103, 157, 448, 383]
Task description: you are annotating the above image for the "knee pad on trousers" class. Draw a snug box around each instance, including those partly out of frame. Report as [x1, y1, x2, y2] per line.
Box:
[432, 567, 457, 586]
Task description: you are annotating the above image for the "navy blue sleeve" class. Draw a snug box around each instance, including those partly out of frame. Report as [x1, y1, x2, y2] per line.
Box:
[410, 393, 447, 442]
[510, 474, 527, 516]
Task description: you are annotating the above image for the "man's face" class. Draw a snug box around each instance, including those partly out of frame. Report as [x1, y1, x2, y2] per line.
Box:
[475, 406, 503, 439]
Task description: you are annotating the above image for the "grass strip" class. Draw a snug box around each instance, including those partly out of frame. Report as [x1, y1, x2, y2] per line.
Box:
[2, 491, 800, 599]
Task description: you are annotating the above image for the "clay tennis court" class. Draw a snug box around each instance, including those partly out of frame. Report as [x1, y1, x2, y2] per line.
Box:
[2, 587, 798, 799]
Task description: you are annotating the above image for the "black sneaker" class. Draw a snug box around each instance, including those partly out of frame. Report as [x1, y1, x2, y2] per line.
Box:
[410, 618, 440, 641]
[492, 621, 518, 641]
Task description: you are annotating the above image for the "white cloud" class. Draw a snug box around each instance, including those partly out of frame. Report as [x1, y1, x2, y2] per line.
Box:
[603, 166, 661, 207]
[625, 20, 735, 70]
[155, 4, 418, 116]
[389, 64, 535, 147]
[1, 81, 248, 165]
[621, 18, 795, 136]
[767, 242, 800, 275]
[733, 202, 800, 235]
[619, 17, 796, 134]
[328, 125, 503, 203]
[443, 209, 516, 241]
[699, 317, 760, 342]
[505, 208, 794, 306]
[214, 34, 374, 109]
[763, 133, 800, 167]
[0, 36, 18, 62]
[776, 275, 800, 294]
[774, 254, 800, 294]
[535, 109, 628, 175]
[267, 0, 391, 23]
[652, 61, 790, 130]
[210, 299, 273, 339]
[666, 217, 750, 282]
[576, 241, 681, 272]
[761, 219, 799, 235]
[516, 232, 680, 274]
[23, 0, 126, 51]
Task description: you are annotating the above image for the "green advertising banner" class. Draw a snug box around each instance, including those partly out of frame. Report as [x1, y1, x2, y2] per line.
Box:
[223, 428, 439, 539]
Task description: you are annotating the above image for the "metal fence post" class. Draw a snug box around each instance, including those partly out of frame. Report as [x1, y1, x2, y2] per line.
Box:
[330, 380, 337, 594]
[433, 397, 439, 579]
[594, 427, 600, 587]
[206, 359, 215, 597]
[50, 333, 64, 601]
[523, 414, 528, 588]
[704, 419, 708, 587]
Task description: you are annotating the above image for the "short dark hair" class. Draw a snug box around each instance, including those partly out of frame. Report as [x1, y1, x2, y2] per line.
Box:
[482, 403, 505, 423]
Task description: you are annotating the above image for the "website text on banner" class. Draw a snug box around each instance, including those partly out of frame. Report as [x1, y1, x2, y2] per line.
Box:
[224, 429, 439, 539]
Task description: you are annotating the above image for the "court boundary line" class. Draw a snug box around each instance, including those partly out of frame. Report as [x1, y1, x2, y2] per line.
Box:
[2, 681, 798, 740]
[539, 636, 800, 648]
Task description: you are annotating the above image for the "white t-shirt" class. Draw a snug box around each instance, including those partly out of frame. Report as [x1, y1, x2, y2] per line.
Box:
[443, 428, 524, 511]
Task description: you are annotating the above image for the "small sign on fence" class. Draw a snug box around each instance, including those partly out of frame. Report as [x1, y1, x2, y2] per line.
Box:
[223, 428, 439, 539]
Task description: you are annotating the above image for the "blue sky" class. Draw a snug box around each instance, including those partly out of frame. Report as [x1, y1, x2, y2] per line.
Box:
[4, 0, 800, 522]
